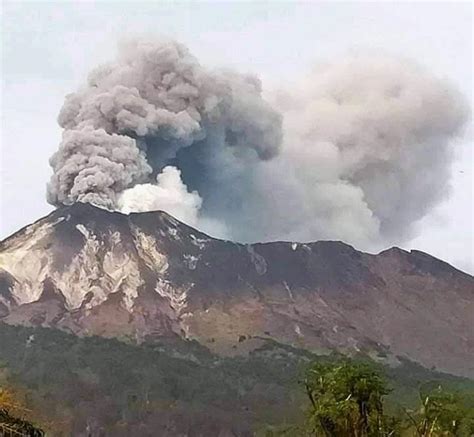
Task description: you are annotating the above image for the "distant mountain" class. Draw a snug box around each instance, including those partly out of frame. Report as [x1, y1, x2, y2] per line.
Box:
[0, 202, 473, 377]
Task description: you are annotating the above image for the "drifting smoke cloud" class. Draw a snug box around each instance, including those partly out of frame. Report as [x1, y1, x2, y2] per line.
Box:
[257, 54, 469, 246]
[48, 38, 469, 248]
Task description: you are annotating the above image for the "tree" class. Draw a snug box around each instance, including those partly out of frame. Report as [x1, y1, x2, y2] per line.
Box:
[301, 360, 474, 437]
[303, 360, 396, 436]
[404, 386, 474, 437]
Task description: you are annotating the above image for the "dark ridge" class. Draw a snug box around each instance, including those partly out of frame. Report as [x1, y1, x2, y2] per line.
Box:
[127, 207, 215, 241]
[38, 278, 67, 305]
[409, 249, 473, 279]
[0, 268, 17, 300]
[378, 246, 473, 279]
[378, 246, 410, 256]
[0, 208, 54, 248]
[1, 202, 471, 277]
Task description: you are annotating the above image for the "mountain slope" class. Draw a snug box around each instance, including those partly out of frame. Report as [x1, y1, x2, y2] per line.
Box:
[0, 203, 473, 377]
[2, 322, 474, 436]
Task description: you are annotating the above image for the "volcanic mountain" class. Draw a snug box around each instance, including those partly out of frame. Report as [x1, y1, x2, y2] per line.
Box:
[0, 203, 472, 377]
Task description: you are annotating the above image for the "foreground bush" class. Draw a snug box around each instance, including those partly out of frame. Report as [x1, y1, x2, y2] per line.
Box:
[0, 388, 44, 437]
[301, 360, 474, 436]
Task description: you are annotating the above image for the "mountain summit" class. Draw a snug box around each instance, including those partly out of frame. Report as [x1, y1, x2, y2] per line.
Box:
[0, 203, 472, 377]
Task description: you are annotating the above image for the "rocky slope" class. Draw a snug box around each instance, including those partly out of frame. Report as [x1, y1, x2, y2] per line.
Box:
[0, 203, 473, 377]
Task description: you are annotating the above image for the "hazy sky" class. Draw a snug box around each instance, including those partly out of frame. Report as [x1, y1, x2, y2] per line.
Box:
[1, 1, 472, 272]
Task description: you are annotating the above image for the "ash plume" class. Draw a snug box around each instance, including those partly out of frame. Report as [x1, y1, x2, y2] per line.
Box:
[48, 38, 469, 248]
[47, 38, 282, 216]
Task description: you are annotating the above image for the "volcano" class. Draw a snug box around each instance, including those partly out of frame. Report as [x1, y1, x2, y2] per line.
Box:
[0, 202, 473, 377]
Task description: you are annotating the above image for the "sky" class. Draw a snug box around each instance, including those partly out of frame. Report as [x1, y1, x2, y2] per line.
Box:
[0, 1, 472, 273]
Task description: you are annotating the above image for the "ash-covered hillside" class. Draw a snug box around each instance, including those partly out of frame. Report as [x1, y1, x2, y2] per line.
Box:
[0, 202, 473, 377]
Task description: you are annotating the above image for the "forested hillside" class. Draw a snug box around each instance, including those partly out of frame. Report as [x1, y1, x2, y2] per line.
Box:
[1, 323, 473, 436]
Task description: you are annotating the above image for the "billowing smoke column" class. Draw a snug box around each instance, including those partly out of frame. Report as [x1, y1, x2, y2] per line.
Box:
[48, 38, 469, 249]
[47, 38, 282, 215]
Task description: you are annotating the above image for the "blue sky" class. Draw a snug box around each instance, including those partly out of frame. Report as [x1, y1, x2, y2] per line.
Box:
[1, 1, 472, 272]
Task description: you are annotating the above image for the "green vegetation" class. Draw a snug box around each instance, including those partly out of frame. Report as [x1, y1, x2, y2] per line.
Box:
[263, 360, 474, 436]
[303, 361, 392, 436]
[404, 385, 474, 436]
[0, 322, 473, 436]
[0, 323, 306, 435]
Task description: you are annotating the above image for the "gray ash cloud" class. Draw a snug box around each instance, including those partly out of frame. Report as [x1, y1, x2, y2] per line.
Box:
[47, 38, 469, 249]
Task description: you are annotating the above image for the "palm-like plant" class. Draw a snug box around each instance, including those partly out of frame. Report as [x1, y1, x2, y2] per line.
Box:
[304, 360, 394, 436]
[404, 386, 474, 437]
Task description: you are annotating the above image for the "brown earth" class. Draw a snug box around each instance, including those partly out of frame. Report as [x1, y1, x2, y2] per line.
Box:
[1, 202, 472, 377]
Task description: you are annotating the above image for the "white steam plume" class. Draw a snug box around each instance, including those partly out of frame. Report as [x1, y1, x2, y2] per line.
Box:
[117, 166, 202, 227]
[48, 39, 469, 249]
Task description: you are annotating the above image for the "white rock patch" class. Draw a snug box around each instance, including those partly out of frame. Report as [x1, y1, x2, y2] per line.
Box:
[246, 245, 267, 275]
[0, 218, 64, 304]
[294, 324, 303, 336]
[183, 254, 199, 270]
[190, 234, 210, 250]
[131, 227, 169, 274]
[283, 281, 294, 300]
[155, 279, 192, 315]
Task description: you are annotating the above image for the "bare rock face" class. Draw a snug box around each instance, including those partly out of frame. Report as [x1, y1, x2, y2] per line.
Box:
[0, 203, 473, 377]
